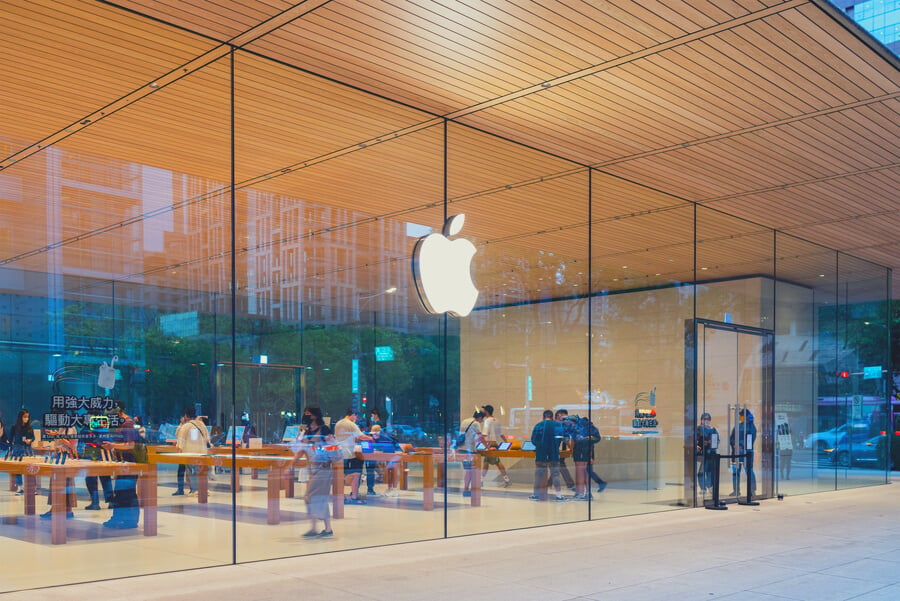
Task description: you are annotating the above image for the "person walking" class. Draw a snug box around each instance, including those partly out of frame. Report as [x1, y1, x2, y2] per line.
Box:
[293, 407, 335, 538]
[480, 404, 511, 488]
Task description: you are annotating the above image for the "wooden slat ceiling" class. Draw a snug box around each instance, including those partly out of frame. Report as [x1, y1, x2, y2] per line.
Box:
[0, 0, 897, 310]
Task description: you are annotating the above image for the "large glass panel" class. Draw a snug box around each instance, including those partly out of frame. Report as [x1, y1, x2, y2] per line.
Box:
[451, 122, 590, 534]
[830, 254, 891, 489]
[695, 207, 776, 328]
[232, 49, 445, 558]
[695, 208, 776, 506]
[591, 176, 694, 516]
[773, 233, 840, 495]
[0, 5, 231, 588]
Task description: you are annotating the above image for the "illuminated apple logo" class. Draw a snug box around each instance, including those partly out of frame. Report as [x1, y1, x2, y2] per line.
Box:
[412, 214, 478, 317]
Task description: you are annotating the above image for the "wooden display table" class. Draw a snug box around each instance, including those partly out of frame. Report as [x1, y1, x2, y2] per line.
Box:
[0, 457, 158, 544]
[360, 449, 436, 510]
[147, 446, 347, 521]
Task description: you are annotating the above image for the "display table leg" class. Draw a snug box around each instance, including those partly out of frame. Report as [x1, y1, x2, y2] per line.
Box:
[472, 456, 482, 507]
[23, 474, 36, 515]
[139, 468, 158, 536]
[50, 472, 67, 545]
[332, 461, 344, 519]
[198, 464, 209, 504]
[267, 467, 281, 525]
[422, 454, 434, 511]
[285, 467, 295, 498]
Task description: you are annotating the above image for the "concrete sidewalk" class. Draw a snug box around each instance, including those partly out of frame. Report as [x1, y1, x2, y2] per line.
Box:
[6, 480, 898, 601]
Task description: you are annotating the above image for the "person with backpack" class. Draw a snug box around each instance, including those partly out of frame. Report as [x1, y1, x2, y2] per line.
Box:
[458, 411, 485, 498]
[554, 409, 576, 491]
[571, 416, 604, 500]
[173, 407, 211, 496]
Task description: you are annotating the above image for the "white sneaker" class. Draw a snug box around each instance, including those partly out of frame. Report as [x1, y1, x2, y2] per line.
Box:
[501, 477, 511, 488]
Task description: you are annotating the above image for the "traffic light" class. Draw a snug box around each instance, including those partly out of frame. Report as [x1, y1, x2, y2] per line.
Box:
[361, 395, 367, 409]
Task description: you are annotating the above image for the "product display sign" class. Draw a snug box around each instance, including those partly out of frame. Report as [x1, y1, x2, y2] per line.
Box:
[775, 412, 793, 451]
[41, 395, 119, 436]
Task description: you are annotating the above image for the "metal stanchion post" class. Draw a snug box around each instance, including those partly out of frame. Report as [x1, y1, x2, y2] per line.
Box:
[705, 451, 727, 510]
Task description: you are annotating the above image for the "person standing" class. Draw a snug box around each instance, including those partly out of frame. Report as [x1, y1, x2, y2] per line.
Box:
[554, 409, 576, 491]
[459, 410, 485, 497]
[571, 416, 603, 500]
[0, 410, 8, 453]
[695, 412, 718, 494]
[40, 424, 78, 519]
[729, 409, 757, 497]
[9, 409, 35, 494]
[333, 408, 373, 504]
[82, 409, 113, 510]
[364, 408, 386, 492]
[173, 407, 210, 496]
[101, 404, 143, 529]
[530, 410, 566, 501]
[480, 405, 511, 487]
[368, 408, 384, 430]
[293, 406, 334, 538]
[365, 425, 401, 497]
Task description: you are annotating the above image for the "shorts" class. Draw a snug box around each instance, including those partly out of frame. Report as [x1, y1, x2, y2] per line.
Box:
[344, 457, 364, 474]
[484, 455, 501, 466]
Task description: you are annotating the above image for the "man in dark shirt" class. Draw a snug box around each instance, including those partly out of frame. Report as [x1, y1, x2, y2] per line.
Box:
[101, 403, 142, 529]
[530, 410, 567, 501]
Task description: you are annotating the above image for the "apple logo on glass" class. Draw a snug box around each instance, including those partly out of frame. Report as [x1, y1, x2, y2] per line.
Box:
[412, 214, 478, 317]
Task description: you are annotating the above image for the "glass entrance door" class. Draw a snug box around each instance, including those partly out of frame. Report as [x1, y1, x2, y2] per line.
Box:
[695, 321, 773, 505]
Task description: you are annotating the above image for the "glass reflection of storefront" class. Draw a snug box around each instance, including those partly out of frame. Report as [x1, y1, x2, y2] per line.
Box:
[0, 7, 892, 596]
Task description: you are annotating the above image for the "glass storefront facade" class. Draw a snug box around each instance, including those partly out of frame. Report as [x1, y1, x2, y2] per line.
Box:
[0, 4, 892, 593]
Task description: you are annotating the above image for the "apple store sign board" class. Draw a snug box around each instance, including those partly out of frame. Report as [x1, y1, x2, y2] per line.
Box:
[375, 346, 394, 362]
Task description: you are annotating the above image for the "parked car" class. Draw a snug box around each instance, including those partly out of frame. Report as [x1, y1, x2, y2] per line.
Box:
[824, 434, 887, 468]
[803, 422, 869, 452]
[386, 424, 426, 443]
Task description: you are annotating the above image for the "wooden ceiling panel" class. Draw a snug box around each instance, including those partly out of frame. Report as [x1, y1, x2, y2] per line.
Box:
[1, 0, 217, 155]
[244, 129, 446, 221]
[598, 99, 900, 203]
[1, 0, 897, 298]
[108, 0, 295, 41]
[47, 60, 235, 184]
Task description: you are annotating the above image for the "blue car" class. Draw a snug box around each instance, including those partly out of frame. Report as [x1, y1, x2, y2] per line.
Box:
[826, 434, 887, 468]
